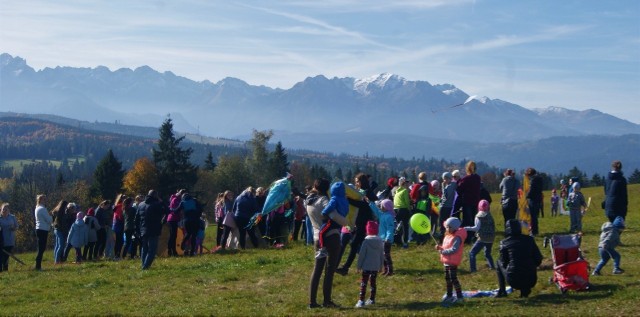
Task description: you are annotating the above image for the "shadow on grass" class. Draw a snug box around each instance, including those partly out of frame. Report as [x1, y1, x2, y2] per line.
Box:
[508, 283, 621, 306]
[386, 301, 442, 311]
[394, 268, 444, 276]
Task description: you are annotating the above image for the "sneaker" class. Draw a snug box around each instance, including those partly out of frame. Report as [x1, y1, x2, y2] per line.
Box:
[308, 303, 321, 309]
[365, 299, 375, 306]
[441, 296, 455, 307]
[592, 270, 601, 276]
[613, 268, 625, 274]
[355, 300, 365, 308]
[315, 248, 327, 259]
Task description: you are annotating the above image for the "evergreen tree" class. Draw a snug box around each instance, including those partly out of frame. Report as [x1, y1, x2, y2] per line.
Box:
[92, 149, 124, 200]
[590, 173, 604, 187]
[247, 129, 273, 186]
[270, 141, 289, 179]
[153, 118, 198, 197]
[629, 168, 640, 184]
[203, 151, 217, 172]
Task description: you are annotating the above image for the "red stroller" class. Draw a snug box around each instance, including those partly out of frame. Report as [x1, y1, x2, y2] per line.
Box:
[546, 234, 591, 293]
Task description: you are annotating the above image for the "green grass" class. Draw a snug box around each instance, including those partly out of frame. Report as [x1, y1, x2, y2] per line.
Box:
[1, 185, 638, 316]
[2, 157, 85, 173]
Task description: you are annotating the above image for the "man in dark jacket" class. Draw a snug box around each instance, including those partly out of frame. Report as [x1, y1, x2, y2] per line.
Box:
[604, 160, 628, 222]
[135, 190, 166, 270]
[525, 167, 543, 236]
[496, 219, 543, 298]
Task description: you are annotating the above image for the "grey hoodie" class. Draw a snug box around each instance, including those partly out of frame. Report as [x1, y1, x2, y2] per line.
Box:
[598, 222, 621, 250]
[357, 235, 385, 272]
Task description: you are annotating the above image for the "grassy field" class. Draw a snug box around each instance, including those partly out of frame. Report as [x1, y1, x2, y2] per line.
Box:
[0, 185, 637, 316]
[2, 157, 85, 173]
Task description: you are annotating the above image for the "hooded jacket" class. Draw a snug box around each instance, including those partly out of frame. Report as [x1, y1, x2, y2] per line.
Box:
[598, 222, 621, 250]
[67, 219, 89, 248]
[357, 235, 385, 271]
[233, 190, 258, 220]
[135, 195, 166, 238]
[604, 171, 628, 220]
[440, 228, 467, 266]
[305, 192, 329, 241]
[498, 219, 543, 290]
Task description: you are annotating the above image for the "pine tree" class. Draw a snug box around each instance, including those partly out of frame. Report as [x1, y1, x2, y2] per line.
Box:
[270, 141, 289, 179]
[92, 149, 124, 200]
[247, 129, 273, 186]
[629, 168, 640, 184]
[153, 118, 198, 197]
[203, 151, 217, 172]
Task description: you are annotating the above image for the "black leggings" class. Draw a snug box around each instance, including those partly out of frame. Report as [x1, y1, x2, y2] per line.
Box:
[35, 229, 48, 270]
[94, 228, 106, 259]
[309, 233, 341, 305]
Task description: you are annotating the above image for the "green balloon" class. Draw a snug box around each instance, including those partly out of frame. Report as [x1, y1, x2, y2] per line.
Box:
[410, 213, 431, 234]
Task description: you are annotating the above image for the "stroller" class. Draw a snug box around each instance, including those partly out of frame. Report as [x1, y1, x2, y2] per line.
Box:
[545, 234, 591, 293]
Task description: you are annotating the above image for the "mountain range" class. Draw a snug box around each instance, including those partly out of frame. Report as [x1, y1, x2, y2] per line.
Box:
[1, 52, 639, 174]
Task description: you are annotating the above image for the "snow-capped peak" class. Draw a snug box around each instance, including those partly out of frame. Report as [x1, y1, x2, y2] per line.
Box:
[354, 73, 405, 95]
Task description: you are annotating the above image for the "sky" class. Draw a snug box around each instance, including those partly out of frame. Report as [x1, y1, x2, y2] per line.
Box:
[2, 0, 640, 123]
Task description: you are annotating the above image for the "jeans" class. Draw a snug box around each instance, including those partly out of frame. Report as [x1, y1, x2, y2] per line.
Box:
[114, 228, 124, 258]
[594, 247, 621, 272]
[469, 240, 495, 272]
[183, 219, 200, 255]
[140, 235, 159, 269]
[305, 216, 314, 245]
[53, 229, 67, 263]
[105, 227, 115, 258]
[236, 217, 259, 249]
[35, 229, 49, 270]
[501, 198, 518, 223]
[123, 230, 137, 259]
[569, 209, 582, 232]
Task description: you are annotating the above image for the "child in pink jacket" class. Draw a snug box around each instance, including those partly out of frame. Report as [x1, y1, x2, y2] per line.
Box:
[437, 217, 467, 307]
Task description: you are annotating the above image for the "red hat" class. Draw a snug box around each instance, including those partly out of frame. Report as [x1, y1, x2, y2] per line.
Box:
[387, 177, 397, 188]
[366, 220, 379, 235]
[86, 208, 95, 216]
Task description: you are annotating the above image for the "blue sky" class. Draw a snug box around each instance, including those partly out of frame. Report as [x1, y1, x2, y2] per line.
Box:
[2, 0, 639, 123]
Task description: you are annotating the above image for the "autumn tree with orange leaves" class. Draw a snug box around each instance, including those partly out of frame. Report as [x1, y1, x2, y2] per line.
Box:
[123, 157, 159, 196]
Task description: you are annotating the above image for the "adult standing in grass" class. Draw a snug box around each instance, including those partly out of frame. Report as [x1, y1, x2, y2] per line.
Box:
[0, 203, 19, 272]
[456, 161, 482, 243]
[135, 190, 166, 270]
[308, 179, 346, 308]
[122, 197, 137, 259]
[51, 200, 69, 264]
[525, 168, 543, 236]
[336, 173, 376, 275]
[93, 200, 112, 260]
[499, 169, 520, 223]
[233, 187, 260, 250]
[34, 194, 51, 271]
[603, 160, 628, 222]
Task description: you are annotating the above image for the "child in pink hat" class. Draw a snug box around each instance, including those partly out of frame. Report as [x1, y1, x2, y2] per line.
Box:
[355, 220, 384, 308]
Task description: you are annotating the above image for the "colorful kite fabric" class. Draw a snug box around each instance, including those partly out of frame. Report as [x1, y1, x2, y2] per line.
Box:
[518, 175, 532, 235]
[248, 177, 292, 228]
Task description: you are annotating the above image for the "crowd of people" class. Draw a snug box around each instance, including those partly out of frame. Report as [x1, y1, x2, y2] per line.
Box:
[0, 160, 630, 310]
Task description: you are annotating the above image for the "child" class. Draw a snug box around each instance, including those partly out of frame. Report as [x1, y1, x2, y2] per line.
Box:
[67, 212, 89, 263]
[550, 189, 559, 217]
[195, 216, 206, 255]
[592, 216, 625, 275]
[567, 182, 587, 233]
[437, 217, 467, 307]
[413, 185, 431, 245]
[355, 221, 385, 308]
[463, 200, 495, 272]
[371, 199, 396, 276]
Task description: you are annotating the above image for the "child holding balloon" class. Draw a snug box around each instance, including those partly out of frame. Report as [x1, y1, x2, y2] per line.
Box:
[463, 200, 496, 272]
[437, 217, 467, 307]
